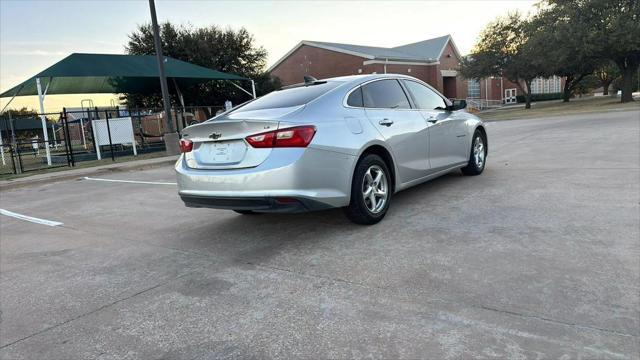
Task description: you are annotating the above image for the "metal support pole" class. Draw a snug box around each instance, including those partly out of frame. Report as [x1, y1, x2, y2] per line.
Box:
[0, 114, 5, 166]
[251, 80, 256, 99]
[62, 108, 75, 167]
[51, 117, 58, 148]
[80, 117, 87, 150]
[92, 107, 102, 160]
[8, 111, 20, 174]
[61, 111, 71, 167]
[229, 81, 254, 98]
[104, 110, 115, 162]
[0, 84, 24, 115]
[148, 0, 180, 155]
[36, 78, 52, 165]
[485, 77, 489, 107]
[0, 131, 5, 166]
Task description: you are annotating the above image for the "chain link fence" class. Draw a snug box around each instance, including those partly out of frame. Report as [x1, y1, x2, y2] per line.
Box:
[0, 105, 223, 175]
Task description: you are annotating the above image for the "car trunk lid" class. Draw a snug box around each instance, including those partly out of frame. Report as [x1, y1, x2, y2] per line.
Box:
[182, 119, 281, 169]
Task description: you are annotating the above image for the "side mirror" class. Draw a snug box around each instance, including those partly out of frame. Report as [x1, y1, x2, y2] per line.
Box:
[449, 99, 467, 111]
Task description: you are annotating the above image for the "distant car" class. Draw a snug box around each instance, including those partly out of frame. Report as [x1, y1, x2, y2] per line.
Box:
[175, 74, 487, 224]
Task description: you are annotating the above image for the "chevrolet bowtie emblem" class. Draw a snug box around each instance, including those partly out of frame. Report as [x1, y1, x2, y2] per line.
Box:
[209, 132, 222, 139]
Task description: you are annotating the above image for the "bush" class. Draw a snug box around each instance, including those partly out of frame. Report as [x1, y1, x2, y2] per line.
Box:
[516, 93, 563, 103]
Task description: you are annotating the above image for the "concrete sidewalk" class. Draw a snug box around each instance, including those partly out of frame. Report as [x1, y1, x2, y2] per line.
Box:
[0, 155, 179, 191]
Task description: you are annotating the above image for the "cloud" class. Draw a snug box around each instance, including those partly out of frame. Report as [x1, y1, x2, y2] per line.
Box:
[1, 50, 69, 56]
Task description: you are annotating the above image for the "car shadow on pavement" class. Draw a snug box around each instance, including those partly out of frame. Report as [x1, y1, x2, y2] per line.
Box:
[172, 169, 472, 266]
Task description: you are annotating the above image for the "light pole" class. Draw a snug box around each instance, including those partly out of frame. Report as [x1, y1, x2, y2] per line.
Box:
[148, 0, 179, 155]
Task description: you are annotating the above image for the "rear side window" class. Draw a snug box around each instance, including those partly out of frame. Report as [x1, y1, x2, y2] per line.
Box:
[362, 79, 411, 109]
[346, 87, 364, 107]
[234, 81, 341, 113]
[403, 80, 447, 110]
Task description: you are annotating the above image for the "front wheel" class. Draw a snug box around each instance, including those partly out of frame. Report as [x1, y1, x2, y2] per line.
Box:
[461, 129, 487, 176]
[344, 154, 392, 225]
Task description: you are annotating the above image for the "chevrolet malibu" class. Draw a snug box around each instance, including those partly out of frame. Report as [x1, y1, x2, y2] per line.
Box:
[176, 74, 487, 224]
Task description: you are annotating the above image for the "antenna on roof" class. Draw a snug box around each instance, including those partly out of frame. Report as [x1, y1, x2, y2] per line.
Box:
[304, 75, 318, 85]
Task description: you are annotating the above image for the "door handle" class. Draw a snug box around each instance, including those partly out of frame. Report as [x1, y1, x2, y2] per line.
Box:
[379, 119, 394, 127]
[427, 117, 438, 124]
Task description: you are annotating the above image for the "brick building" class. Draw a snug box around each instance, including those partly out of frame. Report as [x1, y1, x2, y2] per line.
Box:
[268, 35, 468, 99]
[269, 34, 565, 105]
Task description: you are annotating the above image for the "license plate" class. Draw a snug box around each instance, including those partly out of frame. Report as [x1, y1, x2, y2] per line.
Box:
[197, 141, 246, 165]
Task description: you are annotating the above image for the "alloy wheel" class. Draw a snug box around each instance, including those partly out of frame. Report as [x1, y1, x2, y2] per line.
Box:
[473, 136, 485, 170]
[361, 165, 388, 214]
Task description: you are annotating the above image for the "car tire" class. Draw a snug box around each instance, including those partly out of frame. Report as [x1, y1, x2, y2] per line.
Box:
[233, 210, 260, 215]
[344, 154, 392, 225]
[461, 129, 487, 176]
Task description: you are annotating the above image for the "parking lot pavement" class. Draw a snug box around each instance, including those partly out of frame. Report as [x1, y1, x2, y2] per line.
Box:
[1, 110, 638, 359]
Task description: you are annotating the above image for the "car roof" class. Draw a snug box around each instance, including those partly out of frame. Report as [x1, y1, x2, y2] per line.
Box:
[325, 73, 417, 85]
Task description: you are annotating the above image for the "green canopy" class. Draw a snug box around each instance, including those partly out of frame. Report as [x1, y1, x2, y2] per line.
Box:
[0, 53, 250, 97]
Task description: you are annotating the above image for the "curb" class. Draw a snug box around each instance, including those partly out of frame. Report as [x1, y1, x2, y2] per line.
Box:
[0, 156, 179, 191]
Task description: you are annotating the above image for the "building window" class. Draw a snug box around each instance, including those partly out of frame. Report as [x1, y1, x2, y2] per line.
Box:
[531, 76, 561, 94]
[468, 79, 480, 98]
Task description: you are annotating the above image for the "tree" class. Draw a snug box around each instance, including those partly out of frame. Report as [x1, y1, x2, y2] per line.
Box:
[540, 0, 640, 103]
[594, 62, 621, 96]
[124, 23, 279, 109]
[573, 74, 600, 96]
[461, 13, 545, 109]
[529, 6, 598, 102]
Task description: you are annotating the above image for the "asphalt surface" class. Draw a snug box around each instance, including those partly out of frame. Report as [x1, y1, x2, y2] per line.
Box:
[1, 110, 639, 359]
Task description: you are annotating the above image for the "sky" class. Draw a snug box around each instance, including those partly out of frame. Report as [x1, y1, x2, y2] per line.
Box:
[0, 0, 537, 112]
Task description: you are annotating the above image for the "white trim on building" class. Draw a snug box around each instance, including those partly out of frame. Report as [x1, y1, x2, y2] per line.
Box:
[531, 76, 562, 94]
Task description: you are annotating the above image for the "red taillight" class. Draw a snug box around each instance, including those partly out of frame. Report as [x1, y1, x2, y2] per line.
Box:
[245, 126, 316, 148]
[179, 139, 193, 153]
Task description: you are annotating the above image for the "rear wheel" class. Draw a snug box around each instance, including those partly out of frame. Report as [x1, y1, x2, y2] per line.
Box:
[461, 129, 487, 176]
[344, 154, 392, 225]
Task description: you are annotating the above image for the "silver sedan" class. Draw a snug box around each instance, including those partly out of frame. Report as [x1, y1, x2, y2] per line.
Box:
[176, 74, 487, 224]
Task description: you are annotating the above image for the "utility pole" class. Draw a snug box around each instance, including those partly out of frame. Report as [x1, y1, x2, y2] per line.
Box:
[148, 0, 179, 155]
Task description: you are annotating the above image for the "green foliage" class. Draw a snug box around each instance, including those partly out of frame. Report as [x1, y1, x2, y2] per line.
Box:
[529, 3, 599, 101]
[0, 107, 49, 141]
[574, 74, 600, 95]
[461, 12, 546, 108]
[516, 93, 564, 103]
[539, 0, 640, 102]
[123, 23, 279, 108]
[1, 107, 38, 118]
[465, 0, 639, 107]
[594, 61, 621, 95]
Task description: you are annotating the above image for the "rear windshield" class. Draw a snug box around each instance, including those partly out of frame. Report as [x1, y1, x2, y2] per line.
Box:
[233, 82, 341, 113]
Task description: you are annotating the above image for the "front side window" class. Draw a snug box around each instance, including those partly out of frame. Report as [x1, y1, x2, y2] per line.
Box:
[362, 79, 411, 109]
[403, 80, 447, 110]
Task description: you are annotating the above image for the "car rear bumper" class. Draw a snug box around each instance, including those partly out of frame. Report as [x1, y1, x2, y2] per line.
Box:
[175, 147, 356, 211]
[180, 194, 333, 213]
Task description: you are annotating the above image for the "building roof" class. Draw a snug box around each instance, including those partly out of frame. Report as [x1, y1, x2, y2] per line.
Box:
[268, 35, 458, 72]
[390, 35, 457, 60]
[0, 53, 249, 98]
[0, 117, 54, 131]
[306, 41, 430, 61]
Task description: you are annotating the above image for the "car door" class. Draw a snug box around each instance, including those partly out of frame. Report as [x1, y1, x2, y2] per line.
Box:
[360, 79, 430, 183]
[402, 79, 467, 171]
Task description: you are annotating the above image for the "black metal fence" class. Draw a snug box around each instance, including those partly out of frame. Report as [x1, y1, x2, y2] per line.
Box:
[0, 105, 224, 175]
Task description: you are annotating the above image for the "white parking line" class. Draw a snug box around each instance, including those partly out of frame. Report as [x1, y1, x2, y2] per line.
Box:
[0, 209, 63, 227]
[83, 177, 177, 185]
